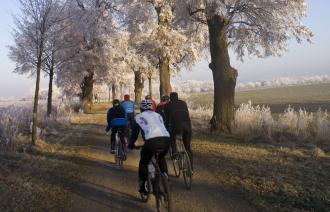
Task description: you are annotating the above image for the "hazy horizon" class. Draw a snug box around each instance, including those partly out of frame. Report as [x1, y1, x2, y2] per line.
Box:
[0, 0, 329, 98]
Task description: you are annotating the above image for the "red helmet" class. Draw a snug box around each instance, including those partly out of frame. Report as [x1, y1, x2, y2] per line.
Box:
[124, 94, 130, 101]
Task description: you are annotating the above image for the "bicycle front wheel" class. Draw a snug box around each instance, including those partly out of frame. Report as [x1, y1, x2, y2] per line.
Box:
[182, 151, 192, 190]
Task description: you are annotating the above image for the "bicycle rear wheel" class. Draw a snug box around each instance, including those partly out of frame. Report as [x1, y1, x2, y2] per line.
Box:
[182, 151, 192, 190]
[155, 173, 172, 212]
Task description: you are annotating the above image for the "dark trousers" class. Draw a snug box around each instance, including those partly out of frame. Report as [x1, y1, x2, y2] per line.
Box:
[126, 113, 134, 137]
[170, 122, 193, 169]
[111, 126, 127, 150]
[139, 137, 170, 182]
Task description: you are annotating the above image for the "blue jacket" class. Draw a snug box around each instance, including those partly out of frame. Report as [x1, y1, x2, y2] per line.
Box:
[106, 106, 126, 132]
[121, 100, 135, 115]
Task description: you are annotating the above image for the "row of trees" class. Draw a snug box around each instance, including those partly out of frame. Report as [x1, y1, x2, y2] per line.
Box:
[9, 0, 312, 144]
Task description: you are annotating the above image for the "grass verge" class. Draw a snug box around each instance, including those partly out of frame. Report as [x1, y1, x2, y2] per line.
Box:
[193, 127, 330, 211]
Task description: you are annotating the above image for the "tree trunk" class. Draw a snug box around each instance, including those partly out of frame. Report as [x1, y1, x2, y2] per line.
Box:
[80, 71, 94, 113]
[148, 74, 152, 98]
[112, 83, 116, 100]
[32, 60, 42, 145]
[46, 66, 54, 117]
[207, 15, 238, 133]
[159, 57, 172, 97]
[108, 85, 111, 102]
[120, 83, 124, 99]
[134, 70, 144, 104]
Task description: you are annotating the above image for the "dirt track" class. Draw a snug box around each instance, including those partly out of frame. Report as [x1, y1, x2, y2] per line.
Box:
[52, 124, 256, 212]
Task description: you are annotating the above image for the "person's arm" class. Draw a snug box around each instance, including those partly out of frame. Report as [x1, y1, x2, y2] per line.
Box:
[128, 118, 140, 149]
[105, 109, 113, 132]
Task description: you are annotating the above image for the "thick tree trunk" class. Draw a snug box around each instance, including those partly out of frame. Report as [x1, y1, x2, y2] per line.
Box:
[159, 57, 172, 97]
[32, 60, 42, 145]
[148, 74, 152, 98]
[47, 66, 54, 117]
[80, 71, 94, 113]
[207, 15, 238, 133]
[112, 83, 116, 100]
[134, 70, 144, 104]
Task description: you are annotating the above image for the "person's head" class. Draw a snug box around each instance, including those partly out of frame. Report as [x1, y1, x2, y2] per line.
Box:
[112, 99, 120, 107]
[145, 95, 151, 100]
[140, 99, 153, 112]
[170, 92, 178, 101]
[161, 95, 170, 102]
[124, 94, 130, 101]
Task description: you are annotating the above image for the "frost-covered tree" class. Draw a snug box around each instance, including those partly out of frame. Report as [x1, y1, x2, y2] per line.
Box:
[178, 0, 313, 132]
[124, 0, 206, 96]
[8, 0, 66, 145]
[56, 0, 119, 112]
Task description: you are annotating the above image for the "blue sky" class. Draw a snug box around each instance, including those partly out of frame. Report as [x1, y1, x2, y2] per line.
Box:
[1, 0, 330, 98]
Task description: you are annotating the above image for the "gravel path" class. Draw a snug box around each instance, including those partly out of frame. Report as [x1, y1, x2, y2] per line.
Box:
[54, 125, 256, 212]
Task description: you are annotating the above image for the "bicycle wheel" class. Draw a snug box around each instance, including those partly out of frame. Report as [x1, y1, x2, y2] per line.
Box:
[169, 148, 180, 178]
[115, 135, 122, 167]
[182, 151, 192, 190]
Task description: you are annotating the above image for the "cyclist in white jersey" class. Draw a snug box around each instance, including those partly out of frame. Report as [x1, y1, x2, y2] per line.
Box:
[128, 99, 170, 194]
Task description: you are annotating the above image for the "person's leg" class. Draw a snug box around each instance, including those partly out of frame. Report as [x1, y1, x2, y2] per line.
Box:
[110, 128, 117, 152]
[138, 143, 153, 193]
[170, 129, 177, 156]
[182, 125, 193, 170]
[157, 138, 170, 175]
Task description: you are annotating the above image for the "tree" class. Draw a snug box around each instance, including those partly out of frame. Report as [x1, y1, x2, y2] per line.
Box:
[56, 0, 119, 112]
[8, 0, 65, 145]
[179, 0, 313, 133]
[124, 0, 205, 96]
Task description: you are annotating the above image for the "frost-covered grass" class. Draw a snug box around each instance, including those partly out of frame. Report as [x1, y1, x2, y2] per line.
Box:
[232, 101, 330, 142]
[0, 102, 72, 152]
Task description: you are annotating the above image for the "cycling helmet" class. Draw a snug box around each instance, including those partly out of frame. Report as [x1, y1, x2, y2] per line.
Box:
[112, 99, 120, 106]
[161, 95, 170, 102]
[140, 99, 153, 111]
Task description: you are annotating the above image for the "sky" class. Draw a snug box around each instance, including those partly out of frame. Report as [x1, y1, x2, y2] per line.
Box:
[0, 0, 329, 98]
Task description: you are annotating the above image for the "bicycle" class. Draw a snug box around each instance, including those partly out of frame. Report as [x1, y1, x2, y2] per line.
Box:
[136, 147, 172, 212]
[113, 128, 126, 167]
[169, 138, 193, 190]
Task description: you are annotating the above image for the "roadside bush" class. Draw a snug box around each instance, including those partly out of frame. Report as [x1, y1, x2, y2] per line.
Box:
[0, 106, 31, 152]
[0, 102, 72, 152]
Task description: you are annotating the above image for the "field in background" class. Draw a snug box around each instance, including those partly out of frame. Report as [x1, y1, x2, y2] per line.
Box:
[187, 83, 330, 113]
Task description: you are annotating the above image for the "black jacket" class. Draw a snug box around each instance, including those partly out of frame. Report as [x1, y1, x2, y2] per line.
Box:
[164, 99, 191, 132]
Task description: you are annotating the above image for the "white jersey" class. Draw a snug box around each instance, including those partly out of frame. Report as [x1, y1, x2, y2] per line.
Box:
[135, 111, 170, 140]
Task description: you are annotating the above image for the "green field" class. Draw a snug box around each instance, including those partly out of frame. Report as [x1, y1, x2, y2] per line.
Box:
[187, 83, 330, 113]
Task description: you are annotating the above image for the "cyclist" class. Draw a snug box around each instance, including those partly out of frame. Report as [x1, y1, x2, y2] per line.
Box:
[128, 99, 170, 195]
[145, 95, 157, 112]
[105, 99, 127, 154]
[164, 92, 193, 170]
[156, 95, 170, 122]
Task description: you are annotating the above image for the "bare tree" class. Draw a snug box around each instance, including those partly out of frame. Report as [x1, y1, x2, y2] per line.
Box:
[8, 0, 65, 145]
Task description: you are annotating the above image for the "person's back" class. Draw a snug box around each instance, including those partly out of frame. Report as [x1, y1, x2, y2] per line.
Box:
[121, 95, 135, 115]
[164, 93, 191, 131]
